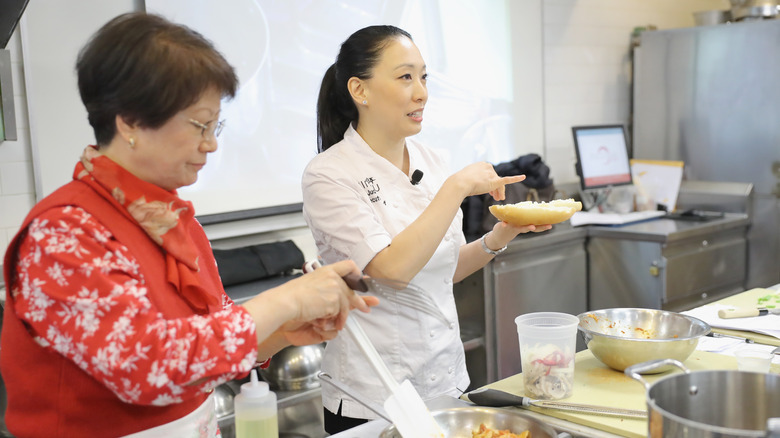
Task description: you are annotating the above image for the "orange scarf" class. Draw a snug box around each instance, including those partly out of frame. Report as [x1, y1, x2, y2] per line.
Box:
[74, 146, 221, 313]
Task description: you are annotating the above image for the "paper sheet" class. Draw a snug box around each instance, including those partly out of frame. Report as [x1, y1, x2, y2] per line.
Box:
[569, 210, 666, 227]
[630, 159, 684, 212]
[681, 303, 780, 340]
[696, 337, 780, 366]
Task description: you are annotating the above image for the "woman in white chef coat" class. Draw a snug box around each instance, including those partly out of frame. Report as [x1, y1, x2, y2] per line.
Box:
[302, 25, 553, 433]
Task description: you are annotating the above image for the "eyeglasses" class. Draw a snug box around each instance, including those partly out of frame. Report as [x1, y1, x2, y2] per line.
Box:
[188, 118, 226, 138]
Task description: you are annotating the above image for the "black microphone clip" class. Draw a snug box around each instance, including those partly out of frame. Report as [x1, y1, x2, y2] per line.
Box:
[410, 169, 424, 185]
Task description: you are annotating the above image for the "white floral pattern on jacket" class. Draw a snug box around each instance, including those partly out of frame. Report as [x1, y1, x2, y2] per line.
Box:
[11, 205, 257, 406]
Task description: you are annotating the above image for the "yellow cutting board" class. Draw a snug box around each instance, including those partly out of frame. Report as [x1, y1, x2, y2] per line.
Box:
[709, 288, 780, 346]
[476, 350, 744, 438]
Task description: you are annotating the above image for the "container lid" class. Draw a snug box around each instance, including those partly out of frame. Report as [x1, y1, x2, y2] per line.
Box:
[240, 369, 269, 398]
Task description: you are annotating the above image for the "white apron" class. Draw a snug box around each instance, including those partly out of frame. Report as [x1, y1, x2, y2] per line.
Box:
[121, 393, 220, 438]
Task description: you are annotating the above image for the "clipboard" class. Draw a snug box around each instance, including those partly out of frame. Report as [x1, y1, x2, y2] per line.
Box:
[630, 159, 684, 212]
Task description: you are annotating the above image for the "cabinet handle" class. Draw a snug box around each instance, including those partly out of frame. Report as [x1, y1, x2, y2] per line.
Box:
[649, 261, 661, 277]
[701, 240, 709, 247]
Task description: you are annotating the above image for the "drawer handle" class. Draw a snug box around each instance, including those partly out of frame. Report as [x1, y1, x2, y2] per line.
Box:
[649, 261, 662, 276]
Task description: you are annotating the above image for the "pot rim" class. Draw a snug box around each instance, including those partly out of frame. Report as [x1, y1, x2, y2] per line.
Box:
[644, 369, 777, 436]
[646, 397, 769, 437]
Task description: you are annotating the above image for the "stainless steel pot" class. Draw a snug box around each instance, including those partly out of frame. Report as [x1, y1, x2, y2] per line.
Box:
[626, 359, 780, 437]
[729, 0, 779, 20]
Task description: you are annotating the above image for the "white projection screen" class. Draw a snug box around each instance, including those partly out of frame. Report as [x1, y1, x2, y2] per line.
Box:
[147, 0, 514, 221]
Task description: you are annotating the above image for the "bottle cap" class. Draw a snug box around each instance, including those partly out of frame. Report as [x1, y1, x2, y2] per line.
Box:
[240, 369, 269, 398]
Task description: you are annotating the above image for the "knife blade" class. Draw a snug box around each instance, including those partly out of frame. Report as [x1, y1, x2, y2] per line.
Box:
[466, 388, 647, 419]
[304, 260, 451, 326]
[348, 275, 451, 326]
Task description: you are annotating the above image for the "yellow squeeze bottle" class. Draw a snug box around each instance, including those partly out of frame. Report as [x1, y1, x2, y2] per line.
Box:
[234, 369, 278, 438]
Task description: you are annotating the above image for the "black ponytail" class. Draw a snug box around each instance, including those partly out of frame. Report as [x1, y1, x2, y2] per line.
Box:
[316, 25, 412, 153]
[317, 64, 356, 153]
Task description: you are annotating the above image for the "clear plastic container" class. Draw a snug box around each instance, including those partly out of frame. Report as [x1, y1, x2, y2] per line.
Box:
[515, 312, 579, 400]
[234, 369, 278, 438]
[734, 348, 772, 373]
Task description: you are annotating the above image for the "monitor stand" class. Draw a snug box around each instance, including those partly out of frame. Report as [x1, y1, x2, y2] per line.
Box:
[580, 186, 635, 213]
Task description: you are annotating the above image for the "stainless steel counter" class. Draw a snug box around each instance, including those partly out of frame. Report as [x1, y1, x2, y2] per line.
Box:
[586, 212, 749, 243]
[587, 213, 750, 311]
[503, 222, 587, 250]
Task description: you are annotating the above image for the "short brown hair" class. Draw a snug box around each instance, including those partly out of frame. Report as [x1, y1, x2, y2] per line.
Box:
[77, 12, 238, 145]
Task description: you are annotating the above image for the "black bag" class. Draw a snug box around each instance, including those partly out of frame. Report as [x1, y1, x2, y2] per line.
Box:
[212, 240, 305, 286]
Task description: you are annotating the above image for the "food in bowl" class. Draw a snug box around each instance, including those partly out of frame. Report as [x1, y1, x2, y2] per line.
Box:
[473, 423, 529, 438]
[577, 308, 710, 373]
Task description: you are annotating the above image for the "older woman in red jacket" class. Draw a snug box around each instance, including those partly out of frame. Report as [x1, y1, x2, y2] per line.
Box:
[0, 12, 376, 437]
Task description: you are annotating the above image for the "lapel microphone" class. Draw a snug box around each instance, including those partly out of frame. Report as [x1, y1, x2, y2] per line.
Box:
[410, 169, 424, 185]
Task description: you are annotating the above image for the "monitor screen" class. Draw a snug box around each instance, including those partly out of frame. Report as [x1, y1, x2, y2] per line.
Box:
[0, 0, 29, 48]
[572, 124, 633, 190]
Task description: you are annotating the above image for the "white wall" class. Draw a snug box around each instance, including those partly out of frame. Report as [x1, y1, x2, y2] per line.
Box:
[0, 0, 729, 265]
[541, 0, 729, 184]
[0, 27, 35, 271]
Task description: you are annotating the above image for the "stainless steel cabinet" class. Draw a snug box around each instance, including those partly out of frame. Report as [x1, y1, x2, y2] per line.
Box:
[588, 214, 750, 312]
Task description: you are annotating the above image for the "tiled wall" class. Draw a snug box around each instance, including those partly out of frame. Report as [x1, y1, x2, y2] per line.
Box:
[0, 0, 731, 259]
[541, 0, 728, 184]
[0, 28, 35, 269]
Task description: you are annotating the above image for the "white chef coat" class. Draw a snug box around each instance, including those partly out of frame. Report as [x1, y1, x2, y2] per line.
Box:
[302, 125, 470, 420]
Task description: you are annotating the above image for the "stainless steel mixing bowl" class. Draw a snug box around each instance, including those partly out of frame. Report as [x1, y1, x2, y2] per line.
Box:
[577, 308, 711, 373]
[379, 406, 560, 438]
[258, 343, 325, 391]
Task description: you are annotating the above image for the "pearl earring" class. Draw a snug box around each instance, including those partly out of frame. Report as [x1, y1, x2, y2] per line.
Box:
[362, 100, 367, 105]
[129, 137, 135, 148]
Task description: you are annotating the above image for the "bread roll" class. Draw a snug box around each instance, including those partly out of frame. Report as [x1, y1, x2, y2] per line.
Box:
[488, 198, 583, 226]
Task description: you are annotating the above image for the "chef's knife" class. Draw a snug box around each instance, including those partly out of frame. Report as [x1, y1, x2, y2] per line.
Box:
[466, 388, 647, 419]
[718, 307, 780, 319]
[310, 263, 451, 326]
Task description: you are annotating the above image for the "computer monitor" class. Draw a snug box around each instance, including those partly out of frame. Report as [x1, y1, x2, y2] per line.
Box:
[572, 124, 633, 191]
[0, 0, 29, 48]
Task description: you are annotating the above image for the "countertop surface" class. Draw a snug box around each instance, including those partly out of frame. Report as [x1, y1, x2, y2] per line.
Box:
[585, 212, 750, 242]
[330, 348, 778, 438]
[465, 284, 780, 438]
[330, 285, 780, 438]
[471, 349, 764, 438]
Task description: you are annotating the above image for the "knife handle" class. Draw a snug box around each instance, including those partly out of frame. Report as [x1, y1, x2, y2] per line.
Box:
[302, 259, 369, 292]
[342, 272, 368, 292]
[718, 308, 765, 319]
[466, 388, 526, 407]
